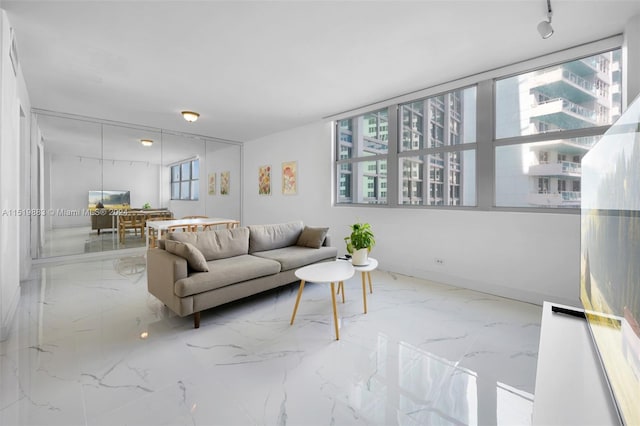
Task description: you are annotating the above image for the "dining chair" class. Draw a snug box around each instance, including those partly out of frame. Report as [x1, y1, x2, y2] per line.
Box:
[167, 224, 193, 233]
[226, 220, 240, 229]
[146, 217, 169, 248]
[118, 214, 132, 244]
[118, 212, 145, 244]
[202, 220, 240, 231]
[181, 215, 208, 231]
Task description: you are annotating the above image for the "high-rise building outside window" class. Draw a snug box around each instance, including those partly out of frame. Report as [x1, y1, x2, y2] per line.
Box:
[336, 108, 388, 204]
[495, 49, 622, 208]
[399, 86, 477, 206]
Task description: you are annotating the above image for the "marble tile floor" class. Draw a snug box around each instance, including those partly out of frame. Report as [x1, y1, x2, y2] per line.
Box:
[0, 255, 542, 426]
[40, 226, 146, 258]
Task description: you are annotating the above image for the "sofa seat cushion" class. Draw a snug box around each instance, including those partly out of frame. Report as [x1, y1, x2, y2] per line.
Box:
[248, 221, 304, 253]
[167, 227, 249, 261]
[174, 255, 281, 297]
[251, 246, 338, 271]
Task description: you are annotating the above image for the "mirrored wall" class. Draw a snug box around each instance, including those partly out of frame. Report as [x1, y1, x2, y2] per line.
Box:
[31, 110, 242, 259]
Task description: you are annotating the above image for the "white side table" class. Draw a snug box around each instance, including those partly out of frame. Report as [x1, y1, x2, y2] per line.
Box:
[337, 257, 378, 314]
[290, 260, 354, 340]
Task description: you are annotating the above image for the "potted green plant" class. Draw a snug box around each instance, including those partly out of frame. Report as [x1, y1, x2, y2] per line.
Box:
[142, 202, 151, 209]
[344, 222, 375, 266]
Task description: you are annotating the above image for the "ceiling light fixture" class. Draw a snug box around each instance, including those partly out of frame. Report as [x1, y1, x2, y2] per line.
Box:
[181, 111, 200, 122]
[140, 139, 154, 147]
[537, 0, 554, 39]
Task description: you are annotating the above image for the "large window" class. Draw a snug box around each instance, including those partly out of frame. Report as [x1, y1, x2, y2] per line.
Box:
[336, 108, 388, 204]
[399, 87, 477, 206]
[334, 43, 622, 212]
[171, 158, 199, 200]
[336, 88, 476, 207]
[495, 49, 622, 208]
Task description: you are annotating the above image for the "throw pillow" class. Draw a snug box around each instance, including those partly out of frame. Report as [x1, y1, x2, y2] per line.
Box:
[296, 226, 329, 249]
[165, 240, 209, 272]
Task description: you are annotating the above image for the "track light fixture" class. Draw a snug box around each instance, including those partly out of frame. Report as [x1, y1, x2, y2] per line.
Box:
[537, 0, 554, 39]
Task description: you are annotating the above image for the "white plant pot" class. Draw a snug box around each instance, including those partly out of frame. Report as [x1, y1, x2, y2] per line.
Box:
[352, 248, 369, 266]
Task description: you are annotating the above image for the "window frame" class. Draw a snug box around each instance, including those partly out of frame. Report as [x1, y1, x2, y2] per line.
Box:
[332, 36, 623, 214]
[335, 108, 390, 205]
[492, 47, 621, 211]
[170, 158, 199, 201]
[398, 85, 478, 207]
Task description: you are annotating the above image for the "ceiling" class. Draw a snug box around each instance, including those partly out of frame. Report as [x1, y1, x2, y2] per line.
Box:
[4, 0, 640, 143]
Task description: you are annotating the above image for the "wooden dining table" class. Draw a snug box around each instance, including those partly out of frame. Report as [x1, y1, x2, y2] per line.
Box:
[145, 217, 238, 248]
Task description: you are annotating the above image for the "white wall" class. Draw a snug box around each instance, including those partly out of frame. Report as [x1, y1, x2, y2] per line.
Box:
[48, 154, 101, 228]
[48, 154, 162, 228]
[624, 14, 640, 107]
[0, 9, 32, 340]
[243, 122, 334, 227]
[243, 121, 580, 306]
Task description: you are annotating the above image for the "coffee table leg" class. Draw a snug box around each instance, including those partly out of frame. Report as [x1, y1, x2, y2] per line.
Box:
[368, 271, 373, 293]
[361, 272, 368, 314]
[339, 281, 345, 303]
[330, 282, 339, 340]
[290, 280, 306, 325]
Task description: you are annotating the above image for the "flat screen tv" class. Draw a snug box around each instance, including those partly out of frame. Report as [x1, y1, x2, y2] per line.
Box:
[88, 190, 130, 210]
[581, 96, 640, 425]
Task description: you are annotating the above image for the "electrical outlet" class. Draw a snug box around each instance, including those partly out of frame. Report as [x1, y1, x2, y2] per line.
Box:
[435, 258, 444, 265]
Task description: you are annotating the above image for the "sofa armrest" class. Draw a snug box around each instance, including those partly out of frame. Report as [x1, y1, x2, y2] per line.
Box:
[147, 248, 189, 312]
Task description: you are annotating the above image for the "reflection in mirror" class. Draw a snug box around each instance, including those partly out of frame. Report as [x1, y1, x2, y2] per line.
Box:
[32, 110, 242, 259]
[35, 113, 103, 258]
[102, 124, 163, 250]
[204, 140, 242, 220]
[162, 132, 206, 219]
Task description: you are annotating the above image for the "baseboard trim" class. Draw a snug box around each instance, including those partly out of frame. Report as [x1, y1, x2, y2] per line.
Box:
[384, 262, 577, 307]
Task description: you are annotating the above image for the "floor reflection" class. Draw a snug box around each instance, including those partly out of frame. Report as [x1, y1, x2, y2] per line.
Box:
[1, 259, 541, 425]
[40, 226, 146, 258]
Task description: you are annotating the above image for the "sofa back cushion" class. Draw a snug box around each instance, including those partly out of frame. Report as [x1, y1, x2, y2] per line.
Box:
[166, 227, 249, 261]
[248, 221, 304, 253]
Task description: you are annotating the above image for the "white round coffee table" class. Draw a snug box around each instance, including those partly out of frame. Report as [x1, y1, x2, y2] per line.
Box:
[290, 260, 355, 340]
[337, 257, 378, 314]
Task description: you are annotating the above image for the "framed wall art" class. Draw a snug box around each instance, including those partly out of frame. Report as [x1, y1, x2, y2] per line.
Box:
[208, 172, 216, 195]
[282, 161, 297, 195]
[259, 165, 271, 195]
[220, 171, 230, 195]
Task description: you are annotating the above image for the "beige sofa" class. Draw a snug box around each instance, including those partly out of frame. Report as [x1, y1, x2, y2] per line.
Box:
[147, 221, 337, 328]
